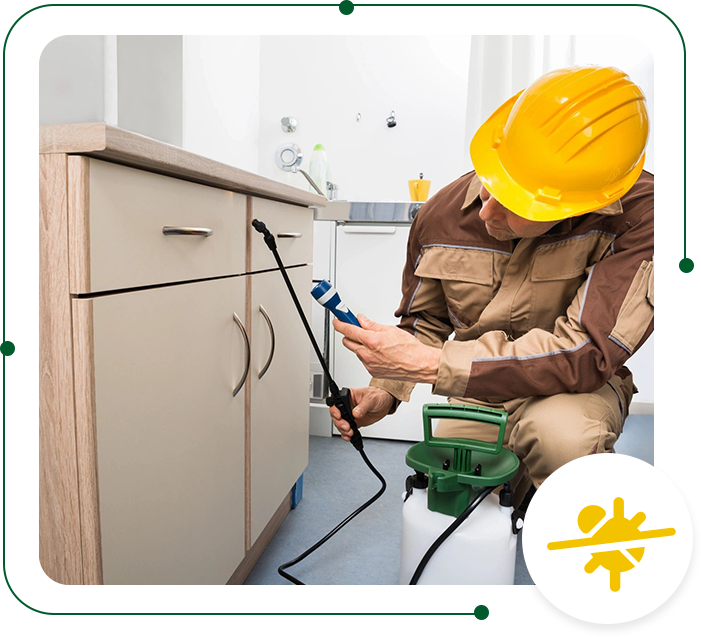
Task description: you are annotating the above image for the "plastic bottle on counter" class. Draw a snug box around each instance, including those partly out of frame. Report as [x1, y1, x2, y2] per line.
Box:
[308, 144, 329, 194]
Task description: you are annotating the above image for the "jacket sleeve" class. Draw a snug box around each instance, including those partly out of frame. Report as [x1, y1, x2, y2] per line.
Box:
[369, 211, 454, 406]
[433, 208, 654, 400]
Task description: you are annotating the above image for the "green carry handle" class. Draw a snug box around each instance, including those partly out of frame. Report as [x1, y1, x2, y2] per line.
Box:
[422, 404, 508, 474]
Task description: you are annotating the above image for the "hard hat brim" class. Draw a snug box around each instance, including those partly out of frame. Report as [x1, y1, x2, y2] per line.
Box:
[469, 92, 646, 222]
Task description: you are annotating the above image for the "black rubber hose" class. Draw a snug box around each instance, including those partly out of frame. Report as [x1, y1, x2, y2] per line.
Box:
[409, 485, 494, 585]
[278, 448, 387, 585]
[250, 219, 387, 584]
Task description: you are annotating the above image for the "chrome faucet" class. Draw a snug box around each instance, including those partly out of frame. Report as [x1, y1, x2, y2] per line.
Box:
[326, 181, 339, 201]
[275, 143, 327, 198]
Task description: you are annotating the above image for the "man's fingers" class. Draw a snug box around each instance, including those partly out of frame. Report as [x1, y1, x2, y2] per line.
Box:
[330, 406, 340, 420]
[332, 415, 351, 433]
[342, 337, 365, 354]
[357, 313, 387, 331]
[333, 318, 376, 346]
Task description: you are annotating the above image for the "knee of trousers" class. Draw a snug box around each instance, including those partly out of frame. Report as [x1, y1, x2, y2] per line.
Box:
[509, 392, 620, 486]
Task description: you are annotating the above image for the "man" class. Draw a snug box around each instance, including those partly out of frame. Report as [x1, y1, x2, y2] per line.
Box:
[329, 66, 654, 509]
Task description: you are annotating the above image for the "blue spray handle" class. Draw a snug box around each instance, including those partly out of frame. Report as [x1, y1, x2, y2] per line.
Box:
[311, 280, 361, 327]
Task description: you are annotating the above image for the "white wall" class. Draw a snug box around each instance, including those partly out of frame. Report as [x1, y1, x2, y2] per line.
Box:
[40, 35, 111, 125]
[256, 36, 471, 201]
[117, 36, 183, 146]
[182, 36, 261, 173]
[40, 35, 182, 145]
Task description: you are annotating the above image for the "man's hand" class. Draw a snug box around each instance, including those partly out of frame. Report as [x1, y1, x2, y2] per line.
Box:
[329, 386, 395, 441]
[333, 314, 442, 384]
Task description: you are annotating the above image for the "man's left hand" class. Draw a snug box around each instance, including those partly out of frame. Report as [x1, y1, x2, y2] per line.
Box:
[333, 314, 442, 384]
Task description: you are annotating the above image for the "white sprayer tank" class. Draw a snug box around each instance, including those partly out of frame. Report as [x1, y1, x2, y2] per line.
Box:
[401, 403, 521, 585]
[399, 488, 517, 585]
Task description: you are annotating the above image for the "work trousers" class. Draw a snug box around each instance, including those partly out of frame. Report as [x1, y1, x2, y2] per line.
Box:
[433, 373, 635, 509]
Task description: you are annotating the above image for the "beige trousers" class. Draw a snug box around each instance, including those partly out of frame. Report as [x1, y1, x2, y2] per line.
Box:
[433, 373, 635, 509]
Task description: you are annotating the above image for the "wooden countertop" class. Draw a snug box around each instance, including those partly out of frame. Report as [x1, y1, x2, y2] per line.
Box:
[40, 123, 327, 208]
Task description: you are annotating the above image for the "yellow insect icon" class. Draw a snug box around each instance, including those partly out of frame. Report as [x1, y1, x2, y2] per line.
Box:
[548, 497, 676, 592]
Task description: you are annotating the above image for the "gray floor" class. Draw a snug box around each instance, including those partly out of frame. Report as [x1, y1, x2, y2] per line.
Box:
[244, 415, 653, 585]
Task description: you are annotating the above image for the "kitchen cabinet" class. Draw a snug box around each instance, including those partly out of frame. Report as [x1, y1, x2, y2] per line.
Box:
[39, 123, 325, 585]
[250, 266, 311, 545]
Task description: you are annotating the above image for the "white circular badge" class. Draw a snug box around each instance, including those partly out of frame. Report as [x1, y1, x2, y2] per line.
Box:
[523, 454, 692, 624]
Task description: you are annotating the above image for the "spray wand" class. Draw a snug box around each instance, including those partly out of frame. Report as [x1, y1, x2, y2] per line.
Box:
[252, 219, 386, 584]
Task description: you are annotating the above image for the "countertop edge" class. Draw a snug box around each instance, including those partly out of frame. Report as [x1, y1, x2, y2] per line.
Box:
[40, 123, 327, 208]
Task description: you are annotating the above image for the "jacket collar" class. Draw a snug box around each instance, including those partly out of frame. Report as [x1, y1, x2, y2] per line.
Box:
[461, 175, 483, 210]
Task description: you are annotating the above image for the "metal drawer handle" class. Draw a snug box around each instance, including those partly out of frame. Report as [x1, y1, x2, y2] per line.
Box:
[163, 226, 213, 237]
[277, 232, 302, 239]
[232, 312, 250, 397]
[258, 305, 276, 380]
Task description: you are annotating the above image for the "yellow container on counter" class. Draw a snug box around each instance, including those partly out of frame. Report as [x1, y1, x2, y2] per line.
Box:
[409, 174, 431, 201]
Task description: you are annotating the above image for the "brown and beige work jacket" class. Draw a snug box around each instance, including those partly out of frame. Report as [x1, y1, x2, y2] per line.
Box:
[370, 170, 654, 406]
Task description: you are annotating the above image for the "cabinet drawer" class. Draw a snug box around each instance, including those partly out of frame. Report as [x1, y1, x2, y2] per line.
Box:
[68, 157, 246, 293]
[250, 197, 313, 272]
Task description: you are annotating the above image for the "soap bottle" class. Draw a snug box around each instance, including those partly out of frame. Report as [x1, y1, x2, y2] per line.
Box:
[309, 144, 329, 194]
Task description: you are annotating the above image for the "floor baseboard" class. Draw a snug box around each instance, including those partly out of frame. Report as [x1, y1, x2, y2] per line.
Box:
[629, 400, 654, 415]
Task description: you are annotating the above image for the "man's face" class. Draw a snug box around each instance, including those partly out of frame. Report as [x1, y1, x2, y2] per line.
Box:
[478, 182, 559, 241]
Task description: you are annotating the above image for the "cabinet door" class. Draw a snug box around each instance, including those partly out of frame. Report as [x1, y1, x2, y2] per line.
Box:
[250, 266, 311, 544]
[334, 225, 436, 441]
[77, 276, 248, 584]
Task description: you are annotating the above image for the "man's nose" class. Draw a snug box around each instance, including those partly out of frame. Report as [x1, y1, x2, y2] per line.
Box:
[479, 195, 504, 222]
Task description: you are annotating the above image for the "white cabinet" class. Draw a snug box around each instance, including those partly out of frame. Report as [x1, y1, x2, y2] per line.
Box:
[250, 266, 311, 544]
[39, 124, 323, 585]
[76, 276, 247, 584]
[334, 224, 438, 442]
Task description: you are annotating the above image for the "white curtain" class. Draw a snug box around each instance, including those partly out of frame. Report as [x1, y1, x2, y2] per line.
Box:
[463, 35, 576, 171]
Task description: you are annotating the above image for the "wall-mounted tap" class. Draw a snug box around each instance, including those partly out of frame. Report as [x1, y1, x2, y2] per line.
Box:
[280, 116, 298, 132]
[274, 143, 326, 198]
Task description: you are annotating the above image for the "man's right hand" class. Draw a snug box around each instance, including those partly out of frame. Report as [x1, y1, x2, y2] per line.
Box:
[329, 386, 395, 441]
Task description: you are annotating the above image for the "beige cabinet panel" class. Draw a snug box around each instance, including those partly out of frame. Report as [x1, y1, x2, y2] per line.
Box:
[250, 266, 312, 544]
[68, 157, 247, 293]
[86, 276, 247, 584]
[250, 198, 313, 272]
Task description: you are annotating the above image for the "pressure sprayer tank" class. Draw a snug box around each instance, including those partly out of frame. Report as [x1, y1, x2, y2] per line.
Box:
[399, 404, 521, 585]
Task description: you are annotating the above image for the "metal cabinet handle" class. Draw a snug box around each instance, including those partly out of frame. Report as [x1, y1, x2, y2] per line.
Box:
[258, 305, 276, 380]
[163, 226, 213, 237]
[232, 312, 250, 397]
[277, 232, 302, 239]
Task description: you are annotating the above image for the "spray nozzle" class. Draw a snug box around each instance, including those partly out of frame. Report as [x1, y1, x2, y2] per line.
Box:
[252, 218, 267, 233]
[252, 219, 277, 250]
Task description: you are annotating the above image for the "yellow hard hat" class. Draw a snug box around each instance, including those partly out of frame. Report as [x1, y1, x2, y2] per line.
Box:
[470, 66, 649, 221]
